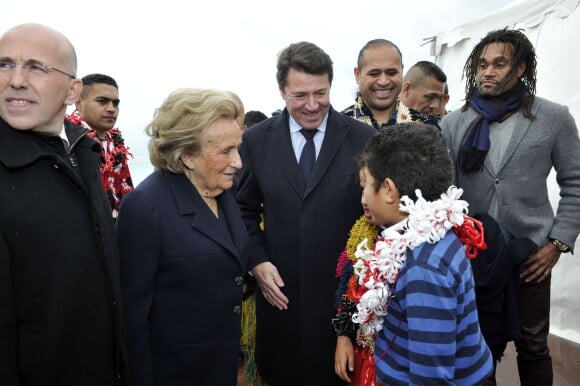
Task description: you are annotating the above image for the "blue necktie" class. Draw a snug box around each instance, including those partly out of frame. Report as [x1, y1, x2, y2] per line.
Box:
[299, 129, 317, 182]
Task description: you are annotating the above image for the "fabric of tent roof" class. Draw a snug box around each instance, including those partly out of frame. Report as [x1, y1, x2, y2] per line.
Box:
[431, 0, 580, 344]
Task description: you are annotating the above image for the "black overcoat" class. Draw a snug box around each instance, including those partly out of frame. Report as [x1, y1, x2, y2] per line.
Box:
[0, 118, 130, 385]
[236, 108, 376, 385]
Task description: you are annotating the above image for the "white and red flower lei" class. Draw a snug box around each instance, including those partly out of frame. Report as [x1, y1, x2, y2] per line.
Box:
[66, 110, 134, 217]
[351, 186, 485, 338]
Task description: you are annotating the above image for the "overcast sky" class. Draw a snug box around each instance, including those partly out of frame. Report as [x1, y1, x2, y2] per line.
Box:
[1, 0, 517, 179]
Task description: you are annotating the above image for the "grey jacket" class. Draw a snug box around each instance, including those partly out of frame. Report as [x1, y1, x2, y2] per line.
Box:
[442, 97, 580, 250]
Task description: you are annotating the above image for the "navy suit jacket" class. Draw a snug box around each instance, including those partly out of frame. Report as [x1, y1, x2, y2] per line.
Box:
[117, 170, 249, 386]
[236, 107, 375, 385]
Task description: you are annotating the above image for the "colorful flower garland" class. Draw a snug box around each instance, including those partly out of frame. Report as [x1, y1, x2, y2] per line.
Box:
[350, 186, 485, 337]
[66, 110, 133, 174]
[66, 110, 134, 217]
[346, 93, 440, 130]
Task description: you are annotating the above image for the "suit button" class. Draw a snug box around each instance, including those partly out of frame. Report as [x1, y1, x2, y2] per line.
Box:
[233, 305, 242, 314]
[235, 276, 244, 286]
[495, 178, 500, 184]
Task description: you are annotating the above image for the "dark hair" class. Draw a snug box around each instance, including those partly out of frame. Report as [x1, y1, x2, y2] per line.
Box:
[276, 41, 333, 90]
[81, 73, 118, 89]
[408, 61, 447, 83]
[462, 28, 537, 118]
[357, 39, 403, 68]
[359, 122, 453, 201]
[243, 110, 268, 127]
[80, 73, 118, 99]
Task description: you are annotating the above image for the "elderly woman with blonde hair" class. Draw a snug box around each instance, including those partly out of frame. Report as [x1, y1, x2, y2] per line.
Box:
[117, 88, 249, 386]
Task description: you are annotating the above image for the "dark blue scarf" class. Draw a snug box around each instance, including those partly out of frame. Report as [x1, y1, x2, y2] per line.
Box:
[458, 81, 525, 174]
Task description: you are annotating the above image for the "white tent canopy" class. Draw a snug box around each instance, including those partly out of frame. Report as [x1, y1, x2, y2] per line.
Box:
[430, 0, 580, 344]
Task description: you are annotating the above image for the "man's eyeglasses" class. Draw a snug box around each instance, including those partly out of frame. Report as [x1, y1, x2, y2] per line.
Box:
[0, 59, 76, 79]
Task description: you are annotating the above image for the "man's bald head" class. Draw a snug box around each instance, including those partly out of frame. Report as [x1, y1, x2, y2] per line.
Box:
[0, 23, 77, 76]
[0, 23, 82, 134]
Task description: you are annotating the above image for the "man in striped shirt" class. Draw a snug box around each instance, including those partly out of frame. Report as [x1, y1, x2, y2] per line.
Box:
[357, 123, 493, 385]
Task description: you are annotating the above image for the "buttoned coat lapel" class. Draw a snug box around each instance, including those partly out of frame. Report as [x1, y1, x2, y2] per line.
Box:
[167, 173, 241, 260]
[305, 108, 348, 197]
[264, 108, 351, 199]
[495, 108, 535, 175]
[456, 108, 536, 177]
[220, 190, 249, 259]
[266, 111, 307, 197]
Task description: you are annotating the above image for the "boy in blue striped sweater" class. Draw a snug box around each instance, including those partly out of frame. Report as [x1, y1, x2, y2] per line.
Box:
[353, 122, 492, 385]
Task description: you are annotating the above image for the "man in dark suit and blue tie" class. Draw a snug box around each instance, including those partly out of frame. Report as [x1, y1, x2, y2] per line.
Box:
[236, 41, 375, 385]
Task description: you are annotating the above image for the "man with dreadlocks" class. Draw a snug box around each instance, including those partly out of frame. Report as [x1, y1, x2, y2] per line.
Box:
[442, 29, 580, 386]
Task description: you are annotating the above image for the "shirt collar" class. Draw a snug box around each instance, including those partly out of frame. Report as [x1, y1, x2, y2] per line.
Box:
[59, 124, 70, 148]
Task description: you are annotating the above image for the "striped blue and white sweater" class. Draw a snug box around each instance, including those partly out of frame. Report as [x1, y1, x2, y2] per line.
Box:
[374, 231, 493, 385]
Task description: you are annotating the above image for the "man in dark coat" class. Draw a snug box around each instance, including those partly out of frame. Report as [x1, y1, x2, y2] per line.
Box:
[236, 41, 375, 386]
[0, 23, 129, 385]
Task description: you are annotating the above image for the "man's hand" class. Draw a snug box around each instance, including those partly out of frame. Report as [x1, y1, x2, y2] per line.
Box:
[251, 262, 289, 310]
[520, 241, 561, 283]
[334, 335, 354, 382]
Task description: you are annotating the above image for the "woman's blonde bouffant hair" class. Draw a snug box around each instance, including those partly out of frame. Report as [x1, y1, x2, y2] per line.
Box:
[146, 88, 239, 173]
